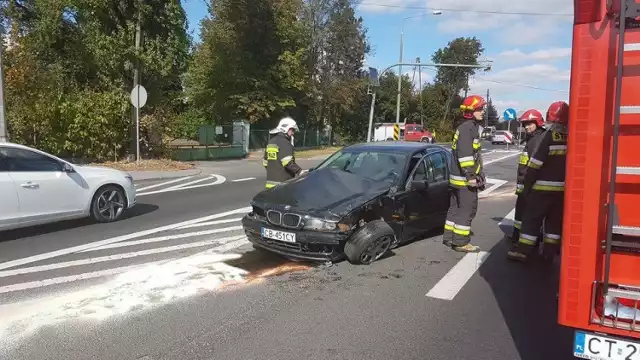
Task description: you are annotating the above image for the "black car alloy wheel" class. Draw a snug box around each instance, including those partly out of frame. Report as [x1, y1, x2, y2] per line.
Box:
[344, 220, 396, 265]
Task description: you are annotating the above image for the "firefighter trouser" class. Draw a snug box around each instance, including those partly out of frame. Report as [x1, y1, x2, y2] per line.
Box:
[518, 191, 564, 253]
[443, 186, 478, 247]
[512, 192, 527, 240]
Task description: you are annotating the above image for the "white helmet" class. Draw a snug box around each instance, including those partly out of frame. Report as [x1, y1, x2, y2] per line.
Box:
[269, 117, 299, 134]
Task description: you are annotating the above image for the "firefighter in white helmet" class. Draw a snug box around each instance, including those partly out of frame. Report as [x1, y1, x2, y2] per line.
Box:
[263, 117, 302, 188]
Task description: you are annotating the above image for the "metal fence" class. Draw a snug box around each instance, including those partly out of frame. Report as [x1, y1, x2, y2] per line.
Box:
[249, 127, 331, 150]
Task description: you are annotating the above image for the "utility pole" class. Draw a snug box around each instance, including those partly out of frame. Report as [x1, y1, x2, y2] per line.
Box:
[417, 57, 423, 126]
[0, 30, 7, 142]
[485, 88, 490, 128]
[131, 4, 142, 159]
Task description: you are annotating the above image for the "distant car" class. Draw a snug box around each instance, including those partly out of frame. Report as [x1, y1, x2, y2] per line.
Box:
[242, 141, 452, 264]
[0, 142, 137, 231]
[491, 130, 514, 145]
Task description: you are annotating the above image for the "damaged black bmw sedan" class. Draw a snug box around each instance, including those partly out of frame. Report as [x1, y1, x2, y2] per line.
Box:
[241, 141, 453, 265]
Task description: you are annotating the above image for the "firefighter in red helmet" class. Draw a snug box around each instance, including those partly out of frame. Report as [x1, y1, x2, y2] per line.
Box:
[509, 109, 545, 243]
[443, 95, 487, 253]
[507, 101, 569, 262]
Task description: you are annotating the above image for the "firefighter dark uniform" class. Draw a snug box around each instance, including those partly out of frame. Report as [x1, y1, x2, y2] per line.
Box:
[443, 94, 486, 253]
[507, 101, 569, 262]
[263, 132, 302, 188]
[512, 110, 545, 242]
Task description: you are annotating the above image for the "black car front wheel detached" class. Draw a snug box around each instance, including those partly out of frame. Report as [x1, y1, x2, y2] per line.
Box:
[344, 220, 395, 265]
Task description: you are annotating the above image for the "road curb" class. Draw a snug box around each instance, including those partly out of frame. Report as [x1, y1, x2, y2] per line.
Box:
[130, 168, 203, 181]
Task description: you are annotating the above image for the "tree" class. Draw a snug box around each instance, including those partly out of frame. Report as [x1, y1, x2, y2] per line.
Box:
[431, 37, 487, 128]
[186, 0, 308, 126]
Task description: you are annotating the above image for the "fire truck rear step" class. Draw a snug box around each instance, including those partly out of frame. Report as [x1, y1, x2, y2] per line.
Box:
[617, 166, 640, 175]
[613, 225, 640, 236]
[620, 106, 640, 114]
[624, 43, 640, 52]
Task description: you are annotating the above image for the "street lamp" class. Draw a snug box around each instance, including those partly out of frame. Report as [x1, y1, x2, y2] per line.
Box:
[395, 11, 442, 124]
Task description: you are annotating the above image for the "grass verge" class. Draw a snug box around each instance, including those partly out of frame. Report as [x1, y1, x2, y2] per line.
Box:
[91, 159, 196, 172]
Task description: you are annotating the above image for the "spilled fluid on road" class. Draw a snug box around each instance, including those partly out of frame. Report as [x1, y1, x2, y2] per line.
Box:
[0, 247, 314, 350]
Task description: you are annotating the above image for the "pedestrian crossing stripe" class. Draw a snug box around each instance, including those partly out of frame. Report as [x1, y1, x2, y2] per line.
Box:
[393, 123, 400, 140]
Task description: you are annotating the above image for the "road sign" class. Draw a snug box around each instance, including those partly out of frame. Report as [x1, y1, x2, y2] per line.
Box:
[130, 85, 148, 108]
[504, 131, 513, 144]
[393, 123, 400, 140]
[503, 108, 517, 121]
[368, 67, 380, 87]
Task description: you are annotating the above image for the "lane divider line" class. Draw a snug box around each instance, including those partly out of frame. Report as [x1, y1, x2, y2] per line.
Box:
[426, 251, 490, 300]
[177, 218, 243, 230]
[134, 176, 194, 192]
[232, 177, 256, 182]
[137, 175, 226, 196]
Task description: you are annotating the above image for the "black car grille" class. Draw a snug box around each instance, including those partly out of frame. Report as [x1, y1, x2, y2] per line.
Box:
[267, 210, 282, 225]
[282, 213, 301, 227]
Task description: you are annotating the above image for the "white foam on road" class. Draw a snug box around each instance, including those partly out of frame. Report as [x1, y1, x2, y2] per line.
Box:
[0, 235, 247, 279]
[0, 250, 249, 348]
[0, 206, 252, 271]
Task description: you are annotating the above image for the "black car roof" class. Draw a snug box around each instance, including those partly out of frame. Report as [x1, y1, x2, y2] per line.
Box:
[341, 141, 443, 154]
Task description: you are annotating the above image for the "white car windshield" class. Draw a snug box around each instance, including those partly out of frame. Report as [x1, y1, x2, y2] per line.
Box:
[316, 150, 407, 183]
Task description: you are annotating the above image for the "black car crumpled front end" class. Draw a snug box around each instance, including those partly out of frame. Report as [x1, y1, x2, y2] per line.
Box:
[242, 204, 351, 262]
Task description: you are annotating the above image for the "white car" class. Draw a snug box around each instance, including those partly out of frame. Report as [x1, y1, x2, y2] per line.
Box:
[0, 142, 137, 231]
[491, 130, 514, 145]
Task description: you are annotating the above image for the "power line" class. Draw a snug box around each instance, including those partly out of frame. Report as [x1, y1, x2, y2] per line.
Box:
[358, 3, 573, 17]
[474, 78, 569, 93]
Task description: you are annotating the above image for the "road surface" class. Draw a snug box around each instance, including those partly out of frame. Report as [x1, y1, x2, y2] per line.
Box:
[0, 142, 574, 360]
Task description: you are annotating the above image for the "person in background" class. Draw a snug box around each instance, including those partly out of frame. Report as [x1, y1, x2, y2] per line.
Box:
[263, 117, 302, 189]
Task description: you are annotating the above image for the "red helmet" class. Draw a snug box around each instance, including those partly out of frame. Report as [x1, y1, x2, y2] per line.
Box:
[460, 95, 487, 119]
[519, 109, 544, 127]
[546, 101, 569, 125]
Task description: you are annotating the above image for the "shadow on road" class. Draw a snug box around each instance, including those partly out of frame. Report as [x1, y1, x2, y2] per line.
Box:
[0, 203, 159, 242]
[479, 239, 574, 360]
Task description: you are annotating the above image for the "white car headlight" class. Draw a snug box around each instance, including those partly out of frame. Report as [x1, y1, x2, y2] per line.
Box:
[303, 217, 337, 231]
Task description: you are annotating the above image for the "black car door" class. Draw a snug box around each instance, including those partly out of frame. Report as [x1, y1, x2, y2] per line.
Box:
[424, 151, 451, 225]
[397, 154, 433, 239]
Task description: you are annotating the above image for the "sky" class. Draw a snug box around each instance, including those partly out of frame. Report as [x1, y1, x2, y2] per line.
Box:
[181, 0, 573, 118]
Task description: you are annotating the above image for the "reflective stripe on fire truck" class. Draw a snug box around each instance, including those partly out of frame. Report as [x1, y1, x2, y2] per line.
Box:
[543, 233, 561, 244]
[549, 145, 567, 155]
[527, 157, 544, 169]
[532, 180, 565, 191]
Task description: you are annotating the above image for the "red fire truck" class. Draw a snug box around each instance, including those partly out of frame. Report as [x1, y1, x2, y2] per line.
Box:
[559, 0, 640, 358]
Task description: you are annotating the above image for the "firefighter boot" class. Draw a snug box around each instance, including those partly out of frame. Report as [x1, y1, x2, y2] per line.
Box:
[506, 242, 534, 262]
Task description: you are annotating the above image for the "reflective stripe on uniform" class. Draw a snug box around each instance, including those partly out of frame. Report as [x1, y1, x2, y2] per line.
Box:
[453, 224, 471, 236]
[519, 152, 529, 165]
[513, 220, 522, 229]
[449, 174, 468, 187]
[281, 155, 293, 166]
[543, 233, 561, 244]
[265, 144, 279, 160]
[515, 183, 524, 194]
[265, 180, 281, 188]
[444, 220, 454, 231]
[532, 180, 565, 191]
[262, 159, 268, 167]
[527, 157, 543, 169]
[518, 233, 538, 246]
[459, 156, 475, 167]
[549, 145, 567, 155]
[451, 130, 459, 150]
[473, 139, 481, 150]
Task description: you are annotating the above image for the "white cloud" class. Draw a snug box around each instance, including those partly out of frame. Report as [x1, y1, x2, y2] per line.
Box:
[498, 47, 572, 61]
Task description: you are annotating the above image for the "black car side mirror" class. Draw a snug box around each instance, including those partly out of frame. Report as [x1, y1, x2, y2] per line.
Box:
[410, 180, 429, 191]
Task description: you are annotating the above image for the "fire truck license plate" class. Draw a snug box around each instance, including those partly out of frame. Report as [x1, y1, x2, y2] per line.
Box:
[574, 331, 640, 360]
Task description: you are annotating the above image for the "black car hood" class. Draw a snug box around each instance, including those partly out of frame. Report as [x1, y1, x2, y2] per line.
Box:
[253, 168, 391, 218]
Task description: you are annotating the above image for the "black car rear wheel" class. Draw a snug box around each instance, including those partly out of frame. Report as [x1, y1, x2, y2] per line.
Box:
[344, 220, 395, 265]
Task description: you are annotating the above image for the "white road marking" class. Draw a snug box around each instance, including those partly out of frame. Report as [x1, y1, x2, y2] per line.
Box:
[232, 177, 256, 182]
[134, 176, 194, 192]
[479, 178, 508, 198]
[177, 218, 243, 230]
[164, 175, 215, 190]
[136, 175, 226, 196]
[483, 151, 520, 165]
[426, 251, 490, 300]
[78, 226, 244, 252]
[0, 235, 247, 279]
[499, 208, 516, 228]
[0, 206, 252, 270]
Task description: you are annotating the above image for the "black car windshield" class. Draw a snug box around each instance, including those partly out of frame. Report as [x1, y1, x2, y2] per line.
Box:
[315, 150, 407, 183]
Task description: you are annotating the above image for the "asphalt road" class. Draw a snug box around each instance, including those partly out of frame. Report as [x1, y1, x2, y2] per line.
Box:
[0, 142, 575, 360]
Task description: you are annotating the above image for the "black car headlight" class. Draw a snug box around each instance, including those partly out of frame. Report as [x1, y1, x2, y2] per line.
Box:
[303, 217, 338, 231]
